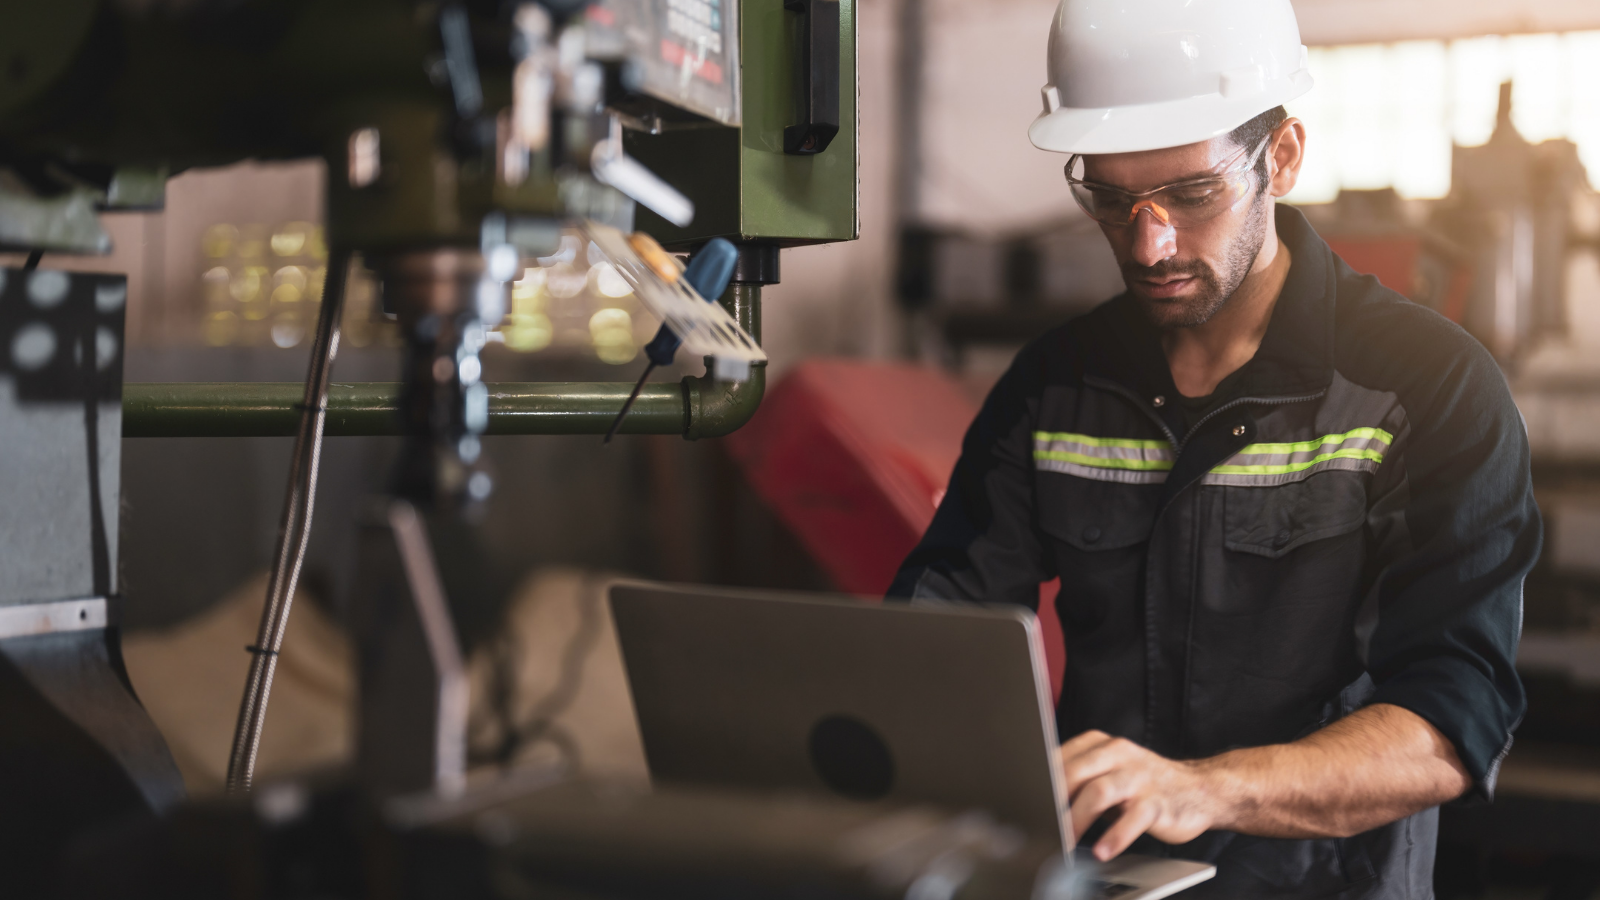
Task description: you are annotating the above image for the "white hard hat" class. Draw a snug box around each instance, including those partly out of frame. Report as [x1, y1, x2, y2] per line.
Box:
[1029, 0, 1314, 155]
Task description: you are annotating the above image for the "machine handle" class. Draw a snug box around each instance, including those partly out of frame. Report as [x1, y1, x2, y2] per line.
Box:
[607, 238, 741, 444]
[782, 0, 840, 155]
[643, 238, 740, 366]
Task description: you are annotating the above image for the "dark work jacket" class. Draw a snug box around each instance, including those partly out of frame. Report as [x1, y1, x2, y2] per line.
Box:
[889, 206, 1541, 899]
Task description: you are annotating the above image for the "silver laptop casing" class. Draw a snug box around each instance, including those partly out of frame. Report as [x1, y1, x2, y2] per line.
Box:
[609, 581, 1214, 899]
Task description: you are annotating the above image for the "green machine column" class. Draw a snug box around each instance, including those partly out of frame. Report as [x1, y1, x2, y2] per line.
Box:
[625, 0, 859, 247]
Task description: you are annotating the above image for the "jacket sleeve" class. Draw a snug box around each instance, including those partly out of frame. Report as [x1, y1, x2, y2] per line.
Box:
[887, 345, 1056, 608]
[1360, 324, 1541, 802]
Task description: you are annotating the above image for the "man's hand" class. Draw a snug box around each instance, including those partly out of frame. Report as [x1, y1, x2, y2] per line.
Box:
[1059, 730, 1219, 860]
[1059, 704, 1473, 861]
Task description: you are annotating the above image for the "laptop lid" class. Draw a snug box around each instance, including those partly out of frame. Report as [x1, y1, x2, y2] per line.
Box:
[608, 581, 1071, 851]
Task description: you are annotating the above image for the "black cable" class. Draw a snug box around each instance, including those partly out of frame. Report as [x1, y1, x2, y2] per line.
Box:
[224, 251, 349, 794]
[476, 575, 605, 771]
[603, 362, 656, 444]
[23, 250, 42, 270]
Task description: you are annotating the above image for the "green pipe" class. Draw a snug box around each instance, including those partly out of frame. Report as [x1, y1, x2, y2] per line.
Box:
[685, 282, 766, 440]
[122, 284, 767, 439]
[120, 381, 688, 437]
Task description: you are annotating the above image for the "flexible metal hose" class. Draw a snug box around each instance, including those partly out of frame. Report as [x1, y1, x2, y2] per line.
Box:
[224, 251, 350, 794]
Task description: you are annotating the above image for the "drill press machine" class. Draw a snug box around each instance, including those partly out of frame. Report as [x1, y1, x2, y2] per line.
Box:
[0, 0, 878, 893]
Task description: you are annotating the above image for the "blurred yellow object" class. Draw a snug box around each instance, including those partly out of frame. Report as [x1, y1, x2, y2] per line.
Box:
[202, 224, 238, 259]
[307, 265, 327, 300]
[203, 310, 239, 346]
[627, 232, 679, 283]
[236, 227, 267, 260]
[196, 223, 336, 347]
[202, 266, 231, 305]
[271, 315, 305, 348]
[270, 221, 314, 257]
[275, 265, 308, 290]
[230, 266, 264, 303]
[590, 307, 636, 364]
[513, 267, 548, 305]
[340, 267, 385, 348]
[307, 226, 328, 261]
[504, 312, 554, 352]
[592, 262, 634, 298]
[547, 262, 587, 299]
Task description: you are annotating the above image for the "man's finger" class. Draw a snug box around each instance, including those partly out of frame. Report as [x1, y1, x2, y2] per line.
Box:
[1057, 730, 1114, 762]
[1094, 798, 1160, 861]
[1068, 771, 1132, 839]
[1049, 730, 1113, 771]
[1060, 736, 1141, 793]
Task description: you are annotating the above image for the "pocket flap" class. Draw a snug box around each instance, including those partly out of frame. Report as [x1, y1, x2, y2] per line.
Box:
[1036, 472, 1161, 551]
[1223, 471, 1368, 559]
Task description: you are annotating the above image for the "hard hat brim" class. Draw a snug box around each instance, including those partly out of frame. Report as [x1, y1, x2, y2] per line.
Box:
[1029, 71, 1313, 155]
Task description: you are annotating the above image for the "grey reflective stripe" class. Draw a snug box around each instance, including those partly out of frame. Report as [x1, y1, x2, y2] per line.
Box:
[1202, 455, 1381, 486]
[1035, 427, 1393, 487]
[1201, 427, 1394, 486]
[1032, 432, 1175, 486]
[1034, 458, 1170, 484]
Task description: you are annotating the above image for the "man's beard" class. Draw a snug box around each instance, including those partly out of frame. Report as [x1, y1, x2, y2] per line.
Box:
[1123, 196, 1269, 329]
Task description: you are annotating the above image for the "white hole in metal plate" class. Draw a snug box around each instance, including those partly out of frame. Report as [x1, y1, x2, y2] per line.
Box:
[27, 270, 69, 308]
[12, 322, 56, 371]
[95, 327, 118, 370]
[95, 282, 127, 312]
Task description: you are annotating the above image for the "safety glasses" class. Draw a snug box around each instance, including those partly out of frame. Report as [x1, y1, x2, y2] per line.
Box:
[1064, 135, 1273, 228]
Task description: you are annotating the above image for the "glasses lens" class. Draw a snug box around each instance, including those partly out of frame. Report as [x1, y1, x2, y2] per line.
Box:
[1153, 177, 1251, 226]
[1070, 182, 1136, 225]
[1067, 169, 1255, 227]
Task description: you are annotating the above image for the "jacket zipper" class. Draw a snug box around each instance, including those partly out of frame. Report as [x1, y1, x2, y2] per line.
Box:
[1181, 389, 1326, 450]
[1082, 374, 1325, 452]
[1083, 376, 1181, 446]
[1083, 374, 1327, 756]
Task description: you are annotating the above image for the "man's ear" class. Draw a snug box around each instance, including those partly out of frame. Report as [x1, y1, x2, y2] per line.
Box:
[1267, 118, 1306, 199]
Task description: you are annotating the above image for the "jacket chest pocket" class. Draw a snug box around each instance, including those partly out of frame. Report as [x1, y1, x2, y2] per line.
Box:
[1036, 474, 1161, 631]
[1221, 471, 1369, 558]
[1202, 471, 1371, 626]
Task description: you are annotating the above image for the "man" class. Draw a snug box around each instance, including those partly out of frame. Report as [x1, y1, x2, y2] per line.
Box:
[888, 1, 1540, 896]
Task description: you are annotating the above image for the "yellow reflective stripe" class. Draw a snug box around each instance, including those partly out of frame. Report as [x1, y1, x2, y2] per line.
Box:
[1209, 448, 1385, 476]
[1033, 431, 1171, 450]
[1034, 450, 1175, 471]
[1232, 427, 1393, 457]
[1034, 429, 1389, 478]
[1033, 431, 1174, 472]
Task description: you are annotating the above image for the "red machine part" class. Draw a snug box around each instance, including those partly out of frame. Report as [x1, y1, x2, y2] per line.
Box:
[1324, 234, 1473, 324]
[725, 359, 1067, 700]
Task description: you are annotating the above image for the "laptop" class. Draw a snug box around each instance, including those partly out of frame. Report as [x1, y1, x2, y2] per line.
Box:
[608, 581, 1215, 900]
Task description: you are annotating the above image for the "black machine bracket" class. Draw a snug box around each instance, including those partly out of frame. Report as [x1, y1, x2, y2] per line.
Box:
[783, 0, 841, 155]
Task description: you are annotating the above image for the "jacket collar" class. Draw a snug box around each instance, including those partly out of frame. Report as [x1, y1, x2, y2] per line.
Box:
[1080, 204, 1337, 402]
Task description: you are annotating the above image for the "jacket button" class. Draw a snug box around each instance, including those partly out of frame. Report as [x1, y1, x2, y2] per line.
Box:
[1082, 526, 1102, 544]
[1152, 395, 1166, 408]
[1232, 425, 1247, 437]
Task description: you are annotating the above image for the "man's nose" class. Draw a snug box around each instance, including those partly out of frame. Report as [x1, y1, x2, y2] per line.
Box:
[1128, 205, 1178, 268]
